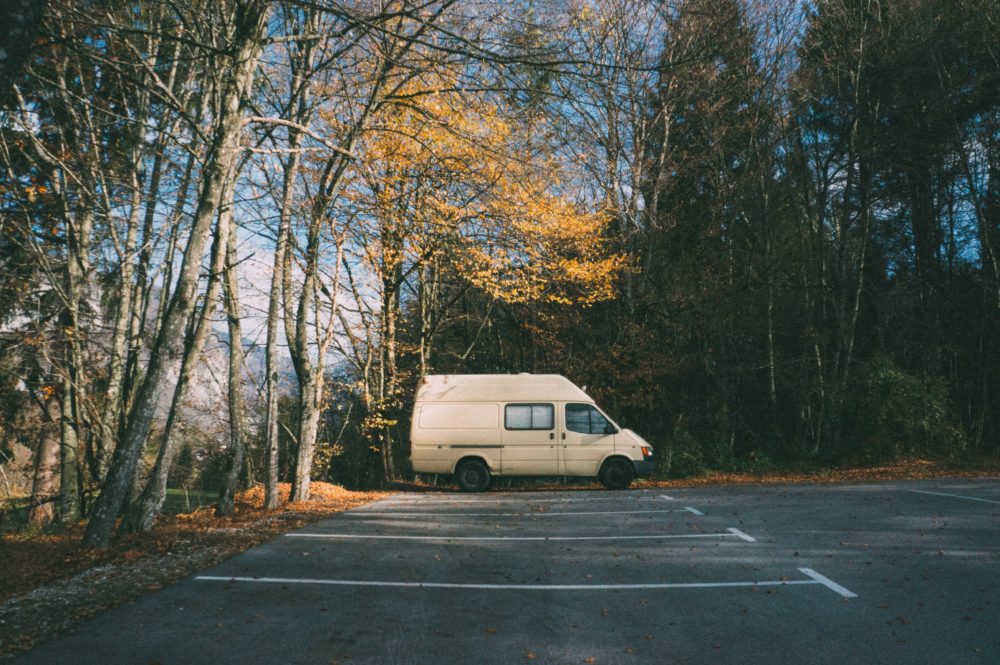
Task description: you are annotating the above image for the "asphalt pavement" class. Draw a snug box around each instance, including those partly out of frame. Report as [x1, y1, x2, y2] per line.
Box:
[13, 479, 1000, 664]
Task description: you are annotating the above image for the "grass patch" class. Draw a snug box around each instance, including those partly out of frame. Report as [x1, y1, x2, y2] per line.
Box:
[162, 488, 218, 515]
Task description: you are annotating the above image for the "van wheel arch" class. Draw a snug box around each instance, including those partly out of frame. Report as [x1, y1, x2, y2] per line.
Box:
[598, 456, 635, 490]
[454, 457, 491, 492]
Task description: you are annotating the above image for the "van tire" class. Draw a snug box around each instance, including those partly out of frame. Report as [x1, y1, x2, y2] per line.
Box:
[455, 459, 491, 492]
[599, 458, 634, 490]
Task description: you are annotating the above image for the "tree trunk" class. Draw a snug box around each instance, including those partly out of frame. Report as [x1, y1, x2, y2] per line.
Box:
[262, 255, 284, 509]
[379, 259, 402, 482]
[292, 377, 322, 502]
[57, 371, 80, 524]
[28, 395, 61, 527]
[58, 198, 92, 524]
[83, 1, 268, 549]
[118, 174, 233, 534]
[97, 168, 142, 482]
[217, 206, 247, 516]
[283, 28, 403, 499]
[263, 127, 303, 510]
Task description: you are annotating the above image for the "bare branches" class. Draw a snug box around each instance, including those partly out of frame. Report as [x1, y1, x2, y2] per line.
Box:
[244, 116, 357, 157]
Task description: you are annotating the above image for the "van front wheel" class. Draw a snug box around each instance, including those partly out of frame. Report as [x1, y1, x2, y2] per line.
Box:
[455, 459, 491, 492]
[599, 459, 634, 490]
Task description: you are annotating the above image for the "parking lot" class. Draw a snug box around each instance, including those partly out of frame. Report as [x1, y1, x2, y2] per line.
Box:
[15, 480, 1000, 664]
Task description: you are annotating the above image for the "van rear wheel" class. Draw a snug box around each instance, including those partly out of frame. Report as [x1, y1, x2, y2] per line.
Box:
[599, 458, 634, 490]
[455, 459, 491, 492]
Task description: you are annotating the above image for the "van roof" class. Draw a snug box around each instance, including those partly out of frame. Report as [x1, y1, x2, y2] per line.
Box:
[415, 374, 592, 403]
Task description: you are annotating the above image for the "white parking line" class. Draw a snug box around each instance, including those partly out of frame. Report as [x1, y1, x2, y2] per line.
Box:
[798, 568, 858, 598]
[196, 569, 852, 596]
[381, 495, 662, 504]
[683, 506, 704, 516]
[659, 495, 676, 501]
[286, 530, 750, 542]
[726, 528, 756, 543]
[908, 489, 1000, 506]
[346, 509, 696, 518]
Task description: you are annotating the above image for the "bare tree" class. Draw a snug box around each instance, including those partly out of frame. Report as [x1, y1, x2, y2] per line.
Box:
[83, 0, 270, 548]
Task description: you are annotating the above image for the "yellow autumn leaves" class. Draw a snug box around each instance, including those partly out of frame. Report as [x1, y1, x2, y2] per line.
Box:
[336, 70, 623, 306]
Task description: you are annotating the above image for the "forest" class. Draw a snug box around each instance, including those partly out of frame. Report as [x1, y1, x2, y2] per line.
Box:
[0, 0, 998, 549]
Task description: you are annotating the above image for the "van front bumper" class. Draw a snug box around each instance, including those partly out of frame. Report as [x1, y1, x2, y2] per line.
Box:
[633, 460, 654, 477]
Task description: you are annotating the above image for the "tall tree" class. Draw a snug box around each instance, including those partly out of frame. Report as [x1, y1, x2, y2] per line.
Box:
[83, 0, 269, 548]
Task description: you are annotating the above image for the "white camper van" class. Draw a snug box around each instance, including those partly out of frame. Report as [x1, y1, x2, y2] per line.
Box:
[408, 374, 654, 492]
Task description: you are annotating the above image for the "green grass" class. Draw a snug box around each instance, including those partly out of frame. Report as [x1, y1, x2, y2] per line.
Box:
[162, 488, 219, 515]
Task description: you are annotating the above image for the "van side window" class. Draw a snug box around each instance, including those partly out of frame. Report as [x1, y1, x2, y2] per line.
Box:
[505, 404, 554, 430]
[566, 403, 610, 434]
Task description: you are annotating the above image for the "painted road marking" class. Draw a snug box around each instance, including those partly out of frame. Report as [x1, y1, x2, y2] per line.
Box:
[378, 495, 662, 504]
[196, 569, 853, 596]
[659, 495, 675, 501]
[726, 528, 756, 542]
[798, 568, 858, 598]
[287, 530, 753, 542]
[684, 506, 704, 516]
[909, 489, 1000, 506]
[345, 509, 697, 518]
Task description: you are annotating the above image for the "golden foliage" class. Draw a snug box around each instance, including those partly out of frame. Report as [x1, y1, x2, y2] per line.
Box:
[338, 69, 624, 305]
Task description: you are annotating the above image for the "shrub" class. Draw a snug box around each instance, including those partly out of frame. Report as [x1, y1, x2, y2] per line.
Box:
[656, 427, 706, 478]
[844, 358, 966, 461]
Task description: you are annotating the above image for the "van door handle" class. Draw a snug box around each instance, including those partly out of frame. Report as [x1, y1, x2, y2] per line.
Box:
[562, 433, 566, 440]
[549, 432, 555, 440]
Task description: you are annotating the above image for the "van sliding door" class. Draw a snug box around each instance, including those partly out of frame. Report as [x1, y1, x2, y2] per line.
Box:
[501, 403, 559, 475]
